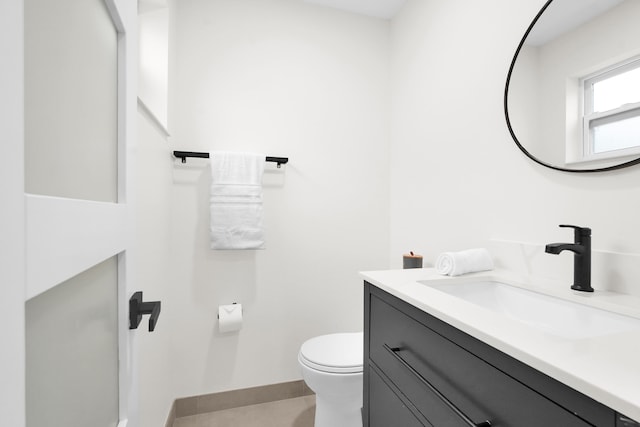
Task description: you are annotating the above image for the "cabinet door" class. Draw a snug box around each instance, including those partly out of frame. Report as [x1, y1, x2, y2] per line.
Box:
[369, 366, 426, 427]
[368, 291, 595, 427]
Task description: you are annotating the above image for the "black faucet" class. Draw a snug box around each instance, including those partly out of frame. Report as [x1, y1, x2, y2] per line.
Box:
[545, 224, 593, 292]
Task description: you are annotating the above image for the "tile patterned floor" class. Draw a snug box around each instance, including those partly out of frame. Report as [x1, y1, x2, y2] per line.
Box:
[172, 395, 315, 427]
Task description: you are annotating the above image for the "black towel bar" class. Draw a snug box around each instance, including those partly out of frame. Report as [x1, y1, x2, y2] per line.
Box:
[173, 151, 289, 168]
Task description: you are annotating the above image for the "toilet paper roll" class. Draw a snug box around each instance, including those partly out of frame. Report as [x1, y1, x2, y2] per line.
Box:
[218, 303, 243, 333]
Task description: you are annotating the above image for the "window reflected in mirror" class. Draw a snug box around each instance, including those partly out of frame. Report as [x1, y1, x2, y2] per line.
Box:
[506, 0, 640, 172]
[580, 57, 640, 161]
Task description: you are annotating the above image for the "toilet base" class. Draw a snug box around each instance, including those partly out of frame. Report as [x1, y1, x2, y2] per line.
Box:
[298, 332, 364, 427]
[314, 395, 362, 427]
[299, 363, 363, 427]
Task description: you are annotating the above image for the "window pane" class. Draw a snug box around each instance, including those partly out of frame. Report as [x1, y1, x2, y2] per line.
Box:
[592, 114, 640, 153]
[593, 66, 640, 113]
[26, 257, 119, 427]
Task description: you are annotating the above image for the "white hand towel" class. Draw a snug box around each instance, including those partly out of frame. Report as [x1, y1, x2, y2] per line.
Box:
[210, 152, 265, 250]
[435, 248, 494, 276]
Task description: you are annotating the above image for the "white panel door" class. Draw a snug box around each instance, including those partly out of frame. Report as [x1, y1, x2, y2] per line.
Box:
[0, 0, 139, 426]
[0, 0, 26, 425]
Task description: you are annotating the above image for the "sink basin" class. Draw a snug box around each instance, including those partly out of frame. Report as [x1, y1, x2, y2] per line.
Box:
[423, 281, 640, 339]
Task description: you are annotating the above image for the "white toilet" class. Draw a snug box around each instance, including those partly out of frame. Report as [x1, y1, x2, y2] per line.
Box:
[298, 332, 363, 427]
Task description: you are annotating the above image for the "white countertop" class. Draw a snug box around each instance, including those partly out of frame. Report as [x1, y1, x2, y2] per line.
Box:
[360, 268, 640, 422]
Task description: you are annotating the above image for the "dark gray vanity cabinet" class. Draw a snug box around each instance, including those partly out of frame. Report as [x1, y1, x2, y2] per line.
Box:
[363, 282, 624, 427]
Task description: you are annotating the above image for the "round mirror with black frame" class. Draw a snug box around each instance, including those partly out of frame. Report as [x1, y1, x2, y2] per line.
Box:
[504, 0, 640, 172]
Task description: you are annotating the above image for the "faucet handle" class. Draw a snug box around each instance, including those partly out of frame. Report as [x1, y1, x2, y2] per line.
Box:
[559, 224, 591, 243]
[559, 224, 591, 235]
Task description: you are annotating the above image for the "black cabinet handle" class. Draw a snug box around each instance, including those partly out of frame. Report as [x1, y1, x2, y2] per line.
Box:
[384, 344, 492, 427]
[618, 414, 640, 427]
[129, 291, 161, 332]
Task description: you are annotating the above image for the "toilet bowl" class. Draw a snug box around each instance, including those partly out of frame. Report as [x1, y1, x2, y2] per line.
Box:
[298, 332, 363, 427]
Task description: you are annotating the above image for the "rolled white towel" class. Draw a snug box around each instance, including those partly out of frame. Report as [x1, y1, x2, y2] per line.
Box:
[435, 248, 494, 276]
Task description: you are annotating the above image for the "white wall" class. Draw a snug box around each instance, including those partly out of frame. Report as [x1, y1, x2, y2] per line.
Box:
[507, 45, 541, 161]
[136, 108, 175, 427]
[164, 0, 390, 399]
[139, 3, 169, 130]
[389, 0, 640, 296]
[135, 1, 640, 423]
[136, 1, 176, 425]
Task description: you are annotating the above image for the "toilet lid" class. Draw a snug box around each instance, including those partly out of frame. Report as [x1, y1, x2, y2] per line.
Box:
[299, 332, 363, 374]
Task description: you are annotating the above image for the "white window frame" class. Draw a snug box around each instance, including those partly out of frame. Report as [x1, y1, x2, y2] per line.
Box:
[580, 56, 640, 162]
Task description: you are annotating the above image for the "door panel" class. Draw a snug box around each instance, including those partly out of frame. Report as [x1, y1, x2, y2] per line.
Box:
[22, 0, 138, 426]
[26, 257, 119, 427]
[0, 0, 26, 425]
[25, 195, 127, 299]
[24, 0, 118, 202]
